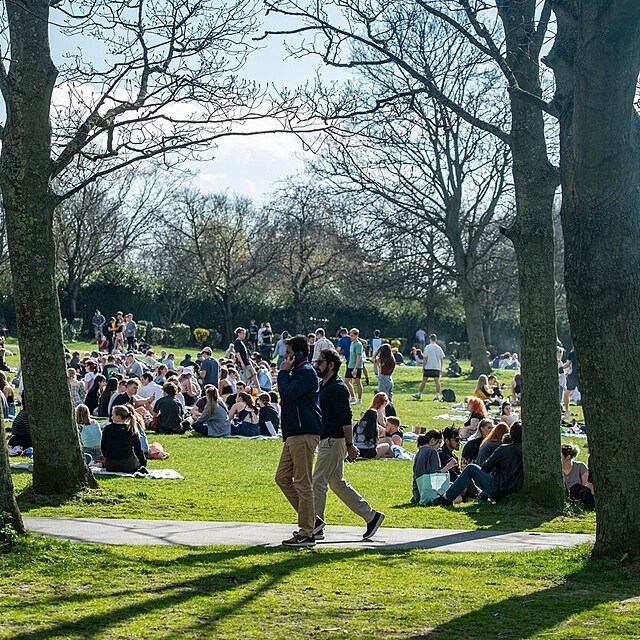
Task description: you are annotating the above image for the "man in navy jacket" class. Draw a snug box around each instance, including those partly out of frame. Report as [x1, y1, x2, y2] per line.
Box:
[276, 335, 322, 547]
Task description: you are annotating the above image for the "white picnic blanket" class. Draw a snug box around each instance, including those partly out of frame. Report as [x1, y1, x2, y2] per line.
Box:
[433, 414, 468, 422]
[11, 462, 184, 480]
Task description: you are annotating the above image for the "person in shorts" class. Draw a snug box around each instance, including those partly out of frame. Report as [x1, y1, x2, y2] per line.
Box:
[234, 327, 259, 389]
[344, 328, 364, 405]
[412, 333, 445, 401]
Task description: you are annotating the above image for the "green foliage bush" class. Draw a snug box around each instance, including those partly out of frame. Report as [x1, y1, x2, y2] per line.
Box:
[62, 319, 77, 342]
[72, 317, 83, 334]
[150, 327, 170, 345]
[136, 320, 152, 340]
[169, 323, 191, 346]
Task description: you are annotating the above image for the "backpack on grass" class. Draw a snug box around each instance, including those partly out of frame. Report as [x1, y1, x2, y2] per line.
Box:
[442, 389, 456, 403]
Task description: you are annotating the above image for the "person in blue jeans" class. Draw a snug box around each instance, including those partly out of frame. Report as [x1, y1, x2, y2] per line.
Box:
[431, 423, 524, 505]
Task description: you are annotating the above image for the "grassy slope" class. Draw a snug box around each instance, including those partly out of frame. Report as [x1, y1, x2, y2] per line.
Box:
[1, 539, 639, 639]
[6, 338, 593, 533]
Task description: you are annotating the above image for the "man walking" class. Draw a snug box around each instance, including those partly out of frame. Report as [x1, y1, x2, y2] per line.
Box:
[413, 333, 446, 401]
[276, 335, 322, 547]
[312, 348, 385, 540]
[124, 314, 137, 351]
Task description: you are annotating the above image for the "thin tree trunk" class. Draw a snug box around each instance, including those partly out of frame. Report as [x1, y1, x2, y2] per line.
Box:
[0, 0, 97, 494]
[460, 279, 490, 376]
[550, 0, 640, 557]
[498, 1, 564, 507]
[68, 274, 80, 320]
[293, 290, 304, 334]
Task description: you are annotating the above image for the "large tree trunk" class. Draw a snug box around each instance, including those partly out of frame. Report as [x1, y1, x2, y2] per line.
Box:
[0, 429, 24, 541]
[550, 0, 640, 557]
[0, 0, 97, 494]
[498, 1, 564, 507]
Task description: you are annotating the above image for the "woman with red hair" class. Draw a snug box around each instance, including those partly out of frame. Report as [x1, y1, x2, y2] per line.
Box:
[460, 396, 487, 439]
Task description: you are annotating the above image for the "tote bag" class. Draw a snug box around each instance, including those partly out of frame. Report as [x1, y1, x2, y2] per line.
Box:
[416, 472, 451, 506]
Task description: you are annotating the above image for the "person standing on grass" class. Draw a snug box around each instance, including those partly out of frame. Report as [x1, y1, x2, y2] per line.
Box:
[413, 333, 446, 401]
[199, 346, 220, 389]
[275, 334, 322, 547]
[311, 327, 334, 363]
[92, 309, 106, 339]
[345, 328, 364, 405]
[124, 314, 137, 351]
[312, 348, 385, 540]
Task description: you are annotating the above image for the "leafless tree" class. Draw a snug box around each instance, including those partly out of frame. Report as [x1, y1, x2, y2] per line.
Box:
[261, 0, 564, 506]
[0, 0, 315, 496]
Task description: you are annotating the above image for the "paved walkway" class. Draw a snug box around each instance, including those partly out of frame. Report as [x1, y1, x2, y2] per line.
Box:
[23, 517, 594, 552]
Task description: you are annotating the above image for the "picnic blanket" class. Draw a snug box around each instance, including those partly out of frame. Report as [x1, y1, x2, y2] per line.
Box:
[433, 414, 468, 422]
[11, 462, 184, 479]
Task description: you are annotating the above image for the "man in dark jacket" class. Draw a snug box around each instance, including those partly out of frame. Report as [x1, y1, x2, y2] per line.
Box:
[431, 423, 524, 505]
[275, 335, 322, 547]
[312, 348, 385, 540]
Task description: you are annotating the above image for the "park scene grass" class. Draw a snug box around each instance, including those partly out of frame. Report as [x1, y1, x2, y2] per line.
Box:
[4, 340, 620, 639]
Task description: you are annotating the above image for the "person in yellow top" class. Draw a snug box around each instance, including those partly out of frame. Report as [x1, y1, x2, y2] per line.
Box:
[474, 375, 495, 401]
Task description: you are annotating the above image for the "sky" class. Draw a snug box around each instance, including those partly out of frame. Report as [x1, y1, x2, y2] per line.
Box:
[46, 5, 346, 204]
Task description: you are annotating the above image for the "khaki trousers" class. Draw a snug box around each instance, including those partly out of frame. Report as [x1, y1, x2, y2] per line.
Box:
[312, 437, 375, 524]
[275, 433, 320, 537]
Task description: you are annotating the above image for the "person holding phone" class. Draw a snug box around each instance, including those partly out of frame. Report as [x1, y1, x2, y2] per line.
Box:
[275, 335, 323, 547]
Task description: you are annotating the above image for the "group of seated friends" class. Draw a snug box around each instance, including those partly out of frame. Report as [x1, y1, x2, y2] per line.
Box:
[6, 344, 594, 507]
[410, 372, 594, 508]
[8, 346, 282, 474]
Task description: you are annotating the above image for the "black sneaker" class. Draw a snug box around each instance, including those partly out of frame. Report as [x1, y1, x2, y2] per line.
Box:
[294, 517, 326, 540]
[281, 533, 316, 548]
[363, 511, 385, 539]
[429, 495, 453, 507]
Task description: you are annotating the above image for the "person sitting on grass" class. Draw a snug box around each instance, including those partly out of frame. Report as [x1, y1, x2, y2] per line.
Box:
[101, 404, 147, 473]
[510, 373, 522, 405]
[353, 398, 392, 459]
[76, 403, 102, 459]
[190, 386, 231, 438]
[228, 391, 260, 437]
[430, 422, 524, 506]
[562, 443, 595, 508]
[257, 392, 280, 436]
[8, 395, 31, 450]
[476, 421, 511, 466]
[411, 430, 444, 503]
[438, 426, 462, 482]
[151, 382, 185, 434]
[498, 402, 519, 427]
[68, 368, 86, 407]
[488, 375, 503, 400]
[461, 419, 495, 466]
[460, 396, 488, 439]
[474, 374, 496, 403]
[382, 416, 403, 447]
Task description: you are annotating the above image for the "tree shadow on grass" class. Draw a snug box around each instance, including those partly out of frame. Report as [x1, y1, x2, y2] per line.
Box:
[7, 546, 366, 640]
[390, 495, 564, 533]
[408, 556, 640, 639]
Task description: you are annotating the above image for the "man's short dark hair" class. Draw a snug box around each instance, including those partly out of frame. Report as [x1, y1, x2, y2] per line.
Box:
[429, 334, 437, 342]
[321, 348, 341, 373]
[286, 335, 309, 358]
[374, 329, 380, 337]
[126, 378, 139, 387]
[142, 372, 153, 382]
[510, 422, 522, 443]
[442, 426, 460, 441]
[163, 382, 178, 397]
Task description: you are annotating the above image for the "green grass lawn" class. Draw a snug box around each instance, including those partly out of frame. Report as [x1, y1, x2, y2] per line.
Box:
[6, 336, 593, 533]
[1, 538, 638, 639]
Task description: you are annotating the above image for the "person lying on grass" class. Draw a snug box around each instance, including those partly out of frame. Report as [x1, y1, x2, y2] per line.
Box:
[430, 422, 523, 506]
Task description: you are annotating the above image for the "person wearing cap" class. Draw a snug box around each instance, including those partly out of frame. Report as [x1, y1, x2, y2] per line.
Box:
[199, 347, 220, 389]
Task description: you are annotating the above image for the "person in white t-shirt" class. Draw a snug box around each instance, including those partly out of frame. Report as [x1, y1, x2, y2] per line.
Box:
[412, 333, 446, 401]
[311, 328, 334, 363]
[415, 327, 426, 350]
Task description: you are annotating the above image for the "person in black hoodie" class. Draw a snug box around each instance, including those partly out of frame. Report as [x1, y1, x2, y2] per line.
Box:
[275, 335, 322, 547]
[431, 422, 524, 505]
[258, 392, 279, 436]
[101, 404, 146, 473]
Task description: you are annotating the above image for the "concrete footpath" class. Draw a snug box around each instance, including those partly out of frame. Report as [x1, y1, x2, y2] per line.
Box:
[23, 517, 594, 552]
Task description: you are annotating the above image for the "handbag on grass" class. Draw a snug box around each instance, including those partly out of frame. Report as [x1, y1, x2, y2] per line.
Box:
[416, 472, 451, 506]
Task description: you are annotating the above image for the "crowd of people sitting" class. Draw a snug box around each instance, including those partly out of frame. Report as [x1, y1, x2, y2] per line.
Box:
[4, 316, 591, 510]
